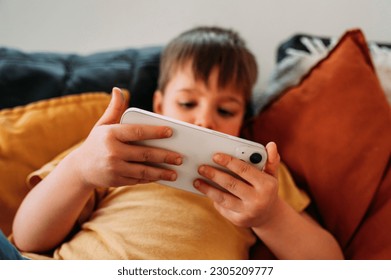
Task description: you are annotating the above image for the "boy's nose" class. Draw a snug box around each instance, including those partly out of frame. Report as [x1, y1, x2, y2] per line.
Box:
[194, 110, 215, 130]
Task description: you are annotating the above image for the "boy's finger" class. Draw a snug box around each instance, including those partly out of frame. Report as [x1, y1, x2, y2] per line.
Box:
[263, 142, 280, 178]
[96, 87, 126, 126]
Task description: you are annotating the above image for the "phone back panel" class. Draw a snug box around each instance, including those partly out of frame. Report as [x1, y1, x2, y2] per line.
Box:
[120, 108, 267, 195]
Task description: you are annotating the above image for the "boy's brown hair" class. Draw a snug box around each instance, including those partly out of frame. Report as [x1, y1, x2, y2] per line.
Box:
[158, 26, 258, 105]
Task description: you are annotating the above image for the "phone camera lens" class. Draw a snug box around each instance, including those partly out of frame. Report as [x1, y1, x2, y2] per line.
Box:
[249, 153, 263, 164]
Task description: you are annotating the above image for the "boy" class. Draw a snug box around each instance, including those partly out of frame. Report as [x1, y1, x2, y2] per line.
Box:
[11, 26, 343, 259]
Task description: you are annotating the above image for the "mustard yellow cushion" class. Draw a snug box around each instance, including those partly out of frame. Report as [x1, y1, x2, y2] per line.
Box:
[0, 93, 111, 235]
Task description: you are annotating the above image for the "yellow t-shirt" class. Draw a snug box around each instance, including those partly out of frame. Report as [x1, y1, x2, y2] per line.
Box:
[22, 144, 310, 260]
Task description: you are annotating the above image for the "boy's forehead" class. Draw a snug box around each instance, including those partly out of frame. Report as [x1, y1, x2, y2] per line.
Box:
[168, 59, 248, 100]
[173, 61, 229, 86]
[171, 64, 215, 85]
[168, 64, 245, 101]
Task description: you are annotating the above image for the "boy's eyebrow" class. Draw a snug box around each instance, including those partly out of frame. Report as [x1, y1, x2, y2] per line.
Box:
[176, 87, 204, 96]
[226, 96, 245, 104]
[177, 87, 196, 93]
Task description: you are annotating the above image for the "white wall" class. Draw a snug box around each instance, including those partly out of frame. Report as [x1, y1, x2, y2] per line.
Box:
[0, 0, 390, 92]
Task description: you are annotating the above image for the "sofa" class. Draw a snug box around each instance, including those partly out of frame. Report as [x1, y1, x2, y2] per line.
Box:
[0, 28, 390, 259]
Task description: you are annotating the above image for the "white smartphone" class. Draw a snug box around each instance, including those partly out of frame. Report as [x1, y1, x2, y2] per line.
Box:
[120, 107, 267, 195]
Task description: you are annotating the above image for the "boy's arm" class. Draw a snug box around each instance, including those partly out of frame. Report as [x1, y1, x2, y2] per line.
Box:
[12, 152, 96, 252]
[252, 198, 343, 260]
[250, 143, 343, 259]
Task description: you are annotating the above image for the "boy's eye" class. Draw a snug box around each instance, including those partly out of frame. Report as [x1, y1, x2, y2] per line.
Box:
[178, 101, 196, 109]
[218, 108, 235, 117]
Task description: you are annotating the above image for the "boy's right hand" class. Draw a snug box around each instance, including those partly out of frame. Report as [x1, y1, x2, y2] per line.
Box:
[72, 87, 183, 189]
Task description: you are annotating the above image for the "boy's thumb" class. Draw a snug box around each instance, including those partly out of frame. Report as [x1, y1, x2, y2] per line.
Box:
[263, 142, 280, 178]
[96, 87, 127, 126]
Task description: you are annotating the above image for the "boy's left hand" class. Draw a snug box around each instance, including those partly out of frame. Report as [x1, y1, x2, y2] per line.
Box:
[194, 142, 280, 228]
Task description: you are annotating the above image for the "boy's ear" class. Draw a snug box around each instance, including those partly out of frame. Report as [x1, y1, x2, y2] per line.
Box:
[153, 90, 163, 114]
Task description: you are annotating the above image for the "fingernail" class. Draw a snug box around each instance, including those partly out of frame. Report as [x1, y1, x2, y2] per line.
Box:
[194, 180, 201, 188]
[213, 153, 223, 163]
[114, 87, 125, 102]
[175, 156, 183, 165]
[162, 171, 177, 181]
[164, 128, 173, 138]
[170, 172, 177, 181]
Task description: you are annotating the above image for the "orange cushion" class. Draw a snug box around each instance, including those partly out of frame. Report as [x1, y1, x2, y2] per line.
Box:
[345, 165, 390, 259]
[0, 93, 111, 235]
[244, 29, 391, 258]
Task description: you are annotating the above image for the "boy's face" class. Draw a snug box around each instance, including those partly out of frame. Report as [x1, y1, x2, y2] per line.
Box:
[153, 63, 246, 137]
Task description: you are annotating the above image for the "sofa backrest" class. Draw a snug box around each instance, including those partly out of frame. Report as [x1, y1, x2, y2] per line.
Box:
[0, 46, 162, 111]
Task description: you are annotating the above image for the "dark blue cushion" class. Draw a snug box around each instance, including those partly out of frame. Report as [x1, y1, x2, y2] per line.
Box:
[0, 46, 162, 110]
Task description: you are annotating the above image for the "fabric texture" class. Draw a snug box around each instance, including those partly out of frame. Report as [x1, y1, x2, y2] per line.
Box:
[244, 29, 391, 259]
[0, 46, 160, 111]
[253, 32, 391, 113]
[20, 142, 309, 260]
[0, 93, 112, 235]
[0, 230, 28, 260]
